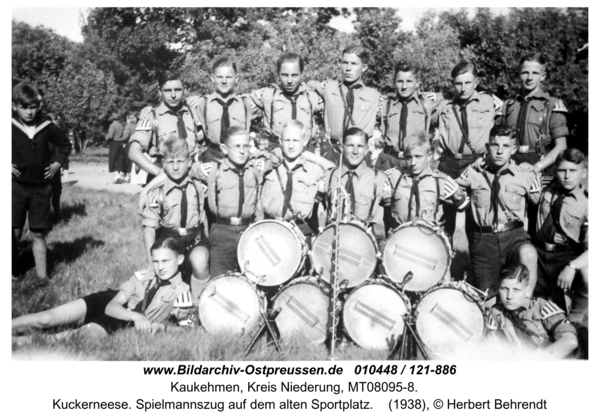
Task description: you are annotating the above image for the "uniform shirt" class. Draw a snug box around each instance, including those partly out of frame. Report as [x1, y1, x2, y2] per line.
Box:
[106, 120, 124, 142]
[381, 92, 437, 152]
[142, 175, 206, 230]
[489, 298, 577, 349]
[437, 90, 500, 155]
[130, 101, 200, 156]
[119, 269, 190, 325]
[456, 161, 542, 227]
[498, 88, 568, 151]
[190, 152, 281, 218]
[12, 114, 72, 185]
[192, 93, 253, 145]
[261, 156, 328, 220]
[536, 183, 588, 246]
[385, 166, 463, 224]
[250, 83, 322, 140]
[311, 80, 382, 140]
[327, 162, 390, 239]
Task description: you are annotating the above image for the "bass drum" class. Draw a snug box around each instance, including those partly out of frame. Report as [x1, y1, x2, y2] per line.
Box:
[198, 274, 264, 335]
[271, 277, 329, 344]
[238, 220, 308, 287]
[342, 279, 410, 351]
[382, 221, 452, 291]
[311, 222, 378, 288]
[414, 284, 486, 358]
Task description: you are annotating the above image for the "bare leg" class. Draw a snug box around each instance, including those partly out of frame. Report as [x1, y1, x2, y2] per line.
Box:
[30, 231, 48, 279]
[12, 298, 87, 335]
[518, 244, 538, 293]
[569, 265, 588, 324]
[189, 246, 210, 304]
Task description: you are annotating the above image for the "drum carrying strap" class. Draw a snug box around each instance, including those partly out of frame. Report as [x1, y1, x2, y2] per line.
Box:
[452, 104, 477, 155]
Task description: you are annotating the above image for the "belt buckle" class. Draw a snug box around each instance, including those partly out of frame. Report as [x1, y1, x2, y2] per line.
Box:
[230, 217, 241, 226]
[178, 228, 188, 236]
[518, 145, 530, 153]
[492, 223, 502, 233]
[545, 243, 555, 252]
[455, 153, 463, 159]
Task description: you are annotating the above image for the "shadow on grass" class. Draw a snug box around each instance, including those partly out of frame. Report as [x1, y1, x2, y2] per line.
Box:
[49, 236, 105, 268]
[60, 201, 87, 220]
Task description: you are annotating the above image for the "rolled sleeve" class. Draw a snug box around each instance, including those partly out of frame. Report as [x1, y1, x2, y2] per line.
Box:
[549, 112, 569, 139]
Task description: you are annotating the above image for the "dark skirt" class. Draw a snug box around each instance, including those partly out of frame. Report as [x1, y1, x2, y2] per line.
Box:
[108, 141, 124, 173]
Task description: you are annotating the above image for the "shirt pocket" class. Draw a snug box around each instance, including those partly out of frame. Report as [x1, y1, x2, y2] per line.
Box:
[527, 101, 546, 129]
[563, 208, 583, 229]
[470, 105, 491, 129]
[503, 184, 525, 211]
[293, 176, 318, 204]
[472, 184, 491, 207]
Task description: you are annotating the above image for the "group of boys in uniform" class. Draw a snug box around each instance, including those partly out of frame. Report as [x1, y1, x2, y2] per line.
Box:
[129, 46, 587, 358]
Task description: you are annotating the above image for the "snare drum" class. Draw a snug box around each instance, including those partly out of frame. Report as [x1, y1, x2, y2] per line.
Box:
[342, 279, 410, 351]
[382, 221, 452, 291]
[271, 277, 329, 344]
[238, 220, 308, 287]
[311, 222, 378, 288]
[414, 284, 486, 358]
[198, 274, 264, 335]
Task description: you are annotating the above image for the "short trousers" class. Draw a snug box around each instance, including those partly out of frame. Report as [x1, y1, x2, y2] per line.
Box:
[82, 290, 133, 333]
[12, 180, 52, 230]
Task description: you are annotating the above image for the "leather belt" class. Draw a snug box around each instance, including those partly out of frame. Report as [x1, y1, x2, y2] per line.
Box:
[215, 216, 253, 226]
[478, 220, 524, 233]
[160, 226, 201, 237]
[536, 241, 573, 253]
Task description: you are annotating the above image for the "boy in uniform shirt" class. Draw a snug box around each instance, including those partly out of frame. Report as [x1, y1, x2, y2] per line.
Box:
[308, 45, 383, 164]
[488, 263, 578, 360]
[435, 61, 501, 240]
[381, 61, 439, 157]
[384, 131, 466, 228]
[141, 126, 281, 278]
[497, 52, 569, 235]
[456, 125, 540, 297]
[534, 148, 588, 324]
[141, 135, 210, 304]
[129, 70, 201, 179]
[12, 84, 71, 284]
[260, 120, 334, 236]
[191, 57, 254, 163]
[249, 53, 322, 147]
[326, 127, 390, 242]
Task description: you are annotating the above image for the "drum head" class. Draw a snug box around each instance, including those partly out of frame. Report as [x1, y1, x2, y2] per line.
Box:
[198, 275, 262, 335]
[238, 220, 305, 287]
[383, 224, 450, 291]
[272, 280, 329, 344]
[415, 287, 485, 358]
[312, 223, 377, 288]
[343, 283, 409, 351]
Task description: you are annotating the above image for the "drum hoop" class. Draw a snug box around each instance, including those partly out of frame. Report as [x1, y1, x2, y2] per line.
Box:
[271, 276, 328, 302]
[237, 219, 308, 285]
[413, 282, 486, 324]
[309, 221, 380, 278]
[201, 272, 266, 301]
[382, 220, 453, 288]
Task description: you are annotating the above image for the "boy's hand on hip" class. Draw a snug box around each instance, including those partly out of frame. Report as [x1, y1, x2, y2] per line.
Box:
[44, 162, 61, 179]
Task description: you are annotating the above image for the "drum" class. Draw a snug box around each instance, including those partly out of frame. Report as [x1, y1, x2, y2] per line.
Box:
[414, 284, 486, 358]
[342, 279, 410, 351]
[311, 222, 378, 288]
[271, 277, 329, 344]
[238, 220, 308, 287]
[382, 221, 452, 291]
[198, 274, 264, 335]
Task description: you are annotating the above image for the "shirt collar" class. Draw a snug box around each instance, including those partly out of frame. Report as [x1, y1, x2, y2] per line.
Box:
[518, 88, 550, 102]
[452, 89, 482, 106]
[154, 272, 184, 289]
[283, 155, 308, 172]
[393, 91, 419, 105]
[163, 175, 194, 195]
[342, 161, 369, 178]
[156, 101, 188, 116]
[222, 157, 249, 172]
[553, 183, 586, 201]
[413, 166, 433, 180]
[275, 82, 309, 98]
[338, 79, 364, 90]
[208, 92, 241, 103]
[482, 161, 517, 176]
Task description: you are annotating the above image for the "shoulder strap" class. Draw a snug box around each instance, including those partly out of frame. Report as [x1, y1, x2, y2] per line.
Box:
[368, 170, 379, 219]
[305, 91, 314, 132]
[417, 92, 432, 132]
[392, 172, 404, 203]
[384, 98, 392, 138]
[150, 109, 158, 150]
[213, 161, 222, 217]
[270, 86, 278, 131]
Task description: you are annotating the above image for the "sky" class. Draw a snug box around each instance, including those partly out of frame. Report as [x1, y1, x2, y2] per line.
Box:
[11, 7, 511, 43]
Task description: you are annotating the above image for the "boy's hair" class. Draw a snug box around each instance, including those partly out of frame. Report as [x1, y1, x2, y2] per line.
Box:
[212, 56, 238, 74]
[342, 127, 368, 144]
[276, 52, 304, 74]
[499, 263, 529, 285]
[518, 52, 547, 70]
[13, 84, 41, 107]
[451, 61, 478, 79]
[394, 61, 421, 79]
[151, 236, 184, 257]
[342, 45, 369, 64]
[157, 70, 184, 88]
[282, 119, 305, 133]
[161, 134, 190, 158]
[555, 147, 587, 167]
[222, 126, 249, 145]
[489, 124, 517, 143]
[403, 131, 432, 155]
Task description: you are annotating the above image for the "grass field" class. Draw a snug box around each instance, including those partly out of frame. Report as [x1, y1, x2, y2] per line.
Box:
[12, 184, 471, 361]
